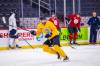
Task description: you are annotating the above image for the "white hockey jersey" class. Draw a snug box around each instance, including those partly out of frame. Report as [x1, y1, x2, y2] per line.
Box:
[9, 13, 17, 31]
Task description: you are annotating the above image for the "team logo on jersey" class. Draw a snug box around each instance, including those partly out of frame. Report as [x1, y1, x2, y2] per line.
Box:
[74, 19, 78, 24]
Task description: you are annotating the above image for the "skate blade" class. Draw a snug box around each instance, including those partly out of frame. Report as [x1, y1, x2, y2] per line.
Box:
[63, 59, 70, 62]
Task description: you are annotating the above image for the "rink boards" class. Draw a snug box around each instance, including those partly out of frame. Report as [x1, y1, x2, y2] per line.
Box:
[0, 27, 100, 50]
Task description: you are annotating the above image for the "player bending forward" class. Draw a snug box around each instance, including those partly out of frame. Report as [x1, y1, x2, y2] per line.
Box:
[36, 17, 69, 61]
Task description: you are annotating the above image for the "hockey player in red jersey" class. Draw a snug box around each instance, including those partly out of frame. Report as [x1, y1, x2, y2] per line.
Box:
[66, 14, 81, 44]
[49, 14, 61, 46]
[49, 14, 60, 31]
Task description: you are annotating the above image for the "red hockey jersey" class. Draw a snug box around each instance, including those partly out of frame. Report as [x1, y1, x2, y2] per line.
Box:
[67, 14, 81, 28]
[49, 17, 60, 29]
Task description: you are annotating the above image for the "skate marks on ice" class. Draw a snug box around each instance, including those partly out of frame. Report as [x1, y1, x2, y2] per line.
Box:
[0, 45, 100, 66]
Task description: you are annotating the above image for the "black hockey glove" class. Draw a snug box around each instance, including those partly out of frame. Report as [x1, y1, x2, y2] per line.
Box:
[45, 33, 52, 38]
[30, 30, 36, 35]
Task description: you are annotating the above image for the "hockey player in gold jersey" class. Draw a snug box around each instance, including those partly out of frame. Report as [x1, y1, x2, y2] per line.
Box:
[36, 17, 69, 61]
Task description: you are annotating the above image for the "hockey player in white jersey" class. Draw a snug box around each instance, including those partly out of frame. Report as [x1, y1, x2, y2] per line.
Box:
[8, 12, 21, 49]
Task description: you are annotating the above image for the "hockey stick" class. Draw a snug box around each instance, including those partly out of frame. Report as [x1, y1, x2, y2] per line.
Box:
[20, 36, 35, 49]
[1, 17, 35, 49]
[65, 18, 77, 49]
[69, 44, 76, 49]
[0, 17, 44, 40]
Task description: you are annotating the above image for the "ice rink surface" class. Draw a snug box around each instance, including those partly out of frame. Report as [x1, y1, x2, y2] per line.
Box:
[0, 45, 100, 66]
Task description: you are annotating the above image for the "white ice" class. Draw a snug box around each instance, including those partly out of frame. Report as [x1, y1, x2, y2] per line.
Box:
[0, 45, 100, 66]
